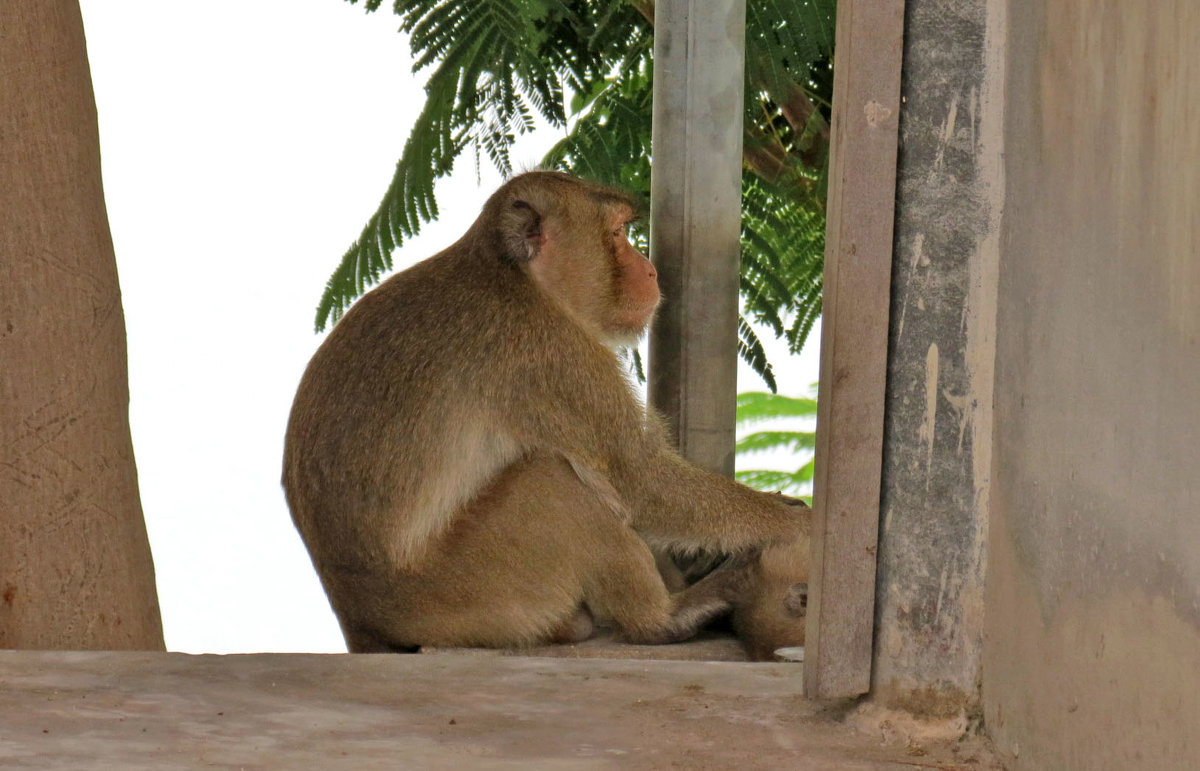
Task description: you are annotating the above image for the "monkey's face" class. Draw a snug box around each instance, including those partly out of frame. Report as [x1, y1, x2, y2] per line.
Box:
[496, 172, 659, 346]
[521, 204, 659, 346]
[539, 203, 660, 346]
[605, 207, 660, 340]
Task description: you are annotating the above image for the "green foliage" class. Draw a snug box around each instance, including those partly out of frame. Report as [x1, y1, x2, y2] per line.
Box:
[734, 389, 817, 500]
[735, 466, 814, 500]
[323, 0, 836, 389]
[735, 389, 818, 422]
[740, 174, 825, 369]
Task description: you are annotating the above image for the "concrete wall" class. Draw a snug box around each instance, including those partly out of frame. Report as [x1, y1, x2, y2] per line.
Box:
[983, 1, 1200, 767]
[875, 3, 1200, 764]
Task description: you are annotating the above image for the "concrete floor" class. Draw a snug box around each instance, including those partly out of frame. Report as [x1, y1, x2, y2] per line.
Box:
[0, 648, 999, 769]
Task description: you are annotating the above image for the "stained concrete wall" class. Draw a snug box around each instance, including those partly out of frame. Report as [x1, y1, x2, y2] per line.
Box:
[872, 0, 1001, 717]
[982, 1, 1200, 767]
[875, 5, 1200, 765]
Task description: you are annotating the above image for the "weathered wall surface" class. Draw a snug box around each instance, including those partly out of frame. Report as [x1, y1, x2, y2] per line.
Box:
[872, 0, 1002, 717]
[983, 1, 1200, 767]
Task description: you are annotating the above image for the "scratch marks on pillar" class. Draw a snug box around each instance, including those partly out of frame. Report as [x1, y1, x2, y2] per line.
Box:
[918, 343, 940, 485]
[933, 94, 959, 173]
[968, 86, 978, 152]
[942, 389, 970, 454]
[896, 233, 928, 340]
[935, 561, 951, 624]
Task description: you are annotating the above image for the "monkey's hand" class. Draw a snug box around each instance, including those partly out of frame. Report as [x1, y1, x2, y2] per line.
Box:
[712, 545, 765, 573]
[757, 492, 813, 544]
[767, 490, 810, 508]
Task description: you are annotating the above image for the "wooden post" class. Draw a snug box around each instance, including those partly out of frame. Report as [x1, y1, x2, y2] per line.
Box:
[804, 0, 905, 698]
[647, 0, 746, 476]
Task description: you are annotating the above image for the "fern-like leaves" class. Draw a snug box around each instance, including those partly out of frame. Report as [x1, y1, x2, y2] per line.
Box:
[320, 0, 636, 329]
[325, 0, 836, 393]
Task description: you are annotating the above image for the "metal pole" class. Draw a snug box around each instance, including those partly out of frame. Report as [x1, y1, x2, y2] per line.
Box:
[648, 0, 746, 476]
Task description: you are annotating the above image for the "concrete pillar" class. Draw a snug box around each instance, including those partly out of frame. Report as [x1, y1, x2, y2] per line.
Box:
[871, 0, 1001, 716]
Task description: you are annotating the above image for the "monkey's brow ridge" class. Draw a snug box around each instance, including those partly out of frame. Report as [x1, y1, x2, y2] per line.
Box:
[591, 189, 637, 210]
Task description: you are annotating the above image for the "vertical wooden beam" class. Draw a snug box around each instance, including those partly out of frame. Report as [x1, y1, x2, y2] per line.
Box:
[648, 0, 746, 476]
[804, 0, 905, 698]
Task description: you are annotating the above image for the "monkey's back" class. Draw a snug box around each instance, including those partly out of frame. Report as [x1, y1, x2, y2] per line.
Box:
[282, 247, 530, 571]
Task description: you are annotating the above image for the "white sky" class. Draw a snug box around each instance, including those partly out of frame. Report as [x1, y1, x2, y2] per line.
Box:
[79, 0, 820, 654]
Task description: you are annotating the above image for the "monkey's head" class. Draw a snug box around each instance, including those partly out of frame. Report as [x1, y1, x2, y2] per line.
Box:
[486, 171, 661, 346]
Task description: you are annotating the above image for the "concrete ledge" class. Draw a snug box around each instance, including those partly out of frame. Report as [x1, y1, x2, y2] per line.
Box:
[427, 629, 752, 662]
[0, 651, 996, 768]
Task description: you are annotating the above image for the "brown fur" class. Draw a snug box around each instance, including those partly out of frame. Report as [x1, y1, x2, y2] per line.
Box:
[283, 171, 809, 652]
[731, 535, 810, 660]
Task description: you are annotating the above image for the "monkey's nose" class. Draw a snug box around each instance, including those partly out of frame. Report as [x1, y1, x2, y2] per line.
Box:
[645, 261, 658, 280]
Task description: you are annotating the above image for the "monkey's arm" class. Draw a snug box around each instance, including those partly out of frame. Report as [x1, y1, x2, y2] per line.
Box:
[616, 448, 809, 553]
[496, 327, 806, 554]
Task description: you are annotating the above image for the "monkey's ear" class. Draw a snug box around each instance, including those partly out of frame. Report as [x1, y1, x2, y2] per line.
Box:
[503, 199, 545, 263]
[784, 582, 809, 616]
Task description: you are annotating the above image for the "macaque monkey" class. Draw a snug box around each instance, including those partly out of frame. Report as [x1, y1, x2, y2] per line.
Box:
[731, 539, 809, 660]
[283, 171, 809, 654]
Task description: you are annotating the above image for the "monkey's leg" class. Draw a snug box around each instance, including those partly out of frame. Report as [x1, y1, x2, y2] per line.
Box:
[340, 453, 626, 651]
[580, 533, 758, 646]
[350, 452, 740, 651]
[334, 449, 752, 651]
[506, 454, 756, 646]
